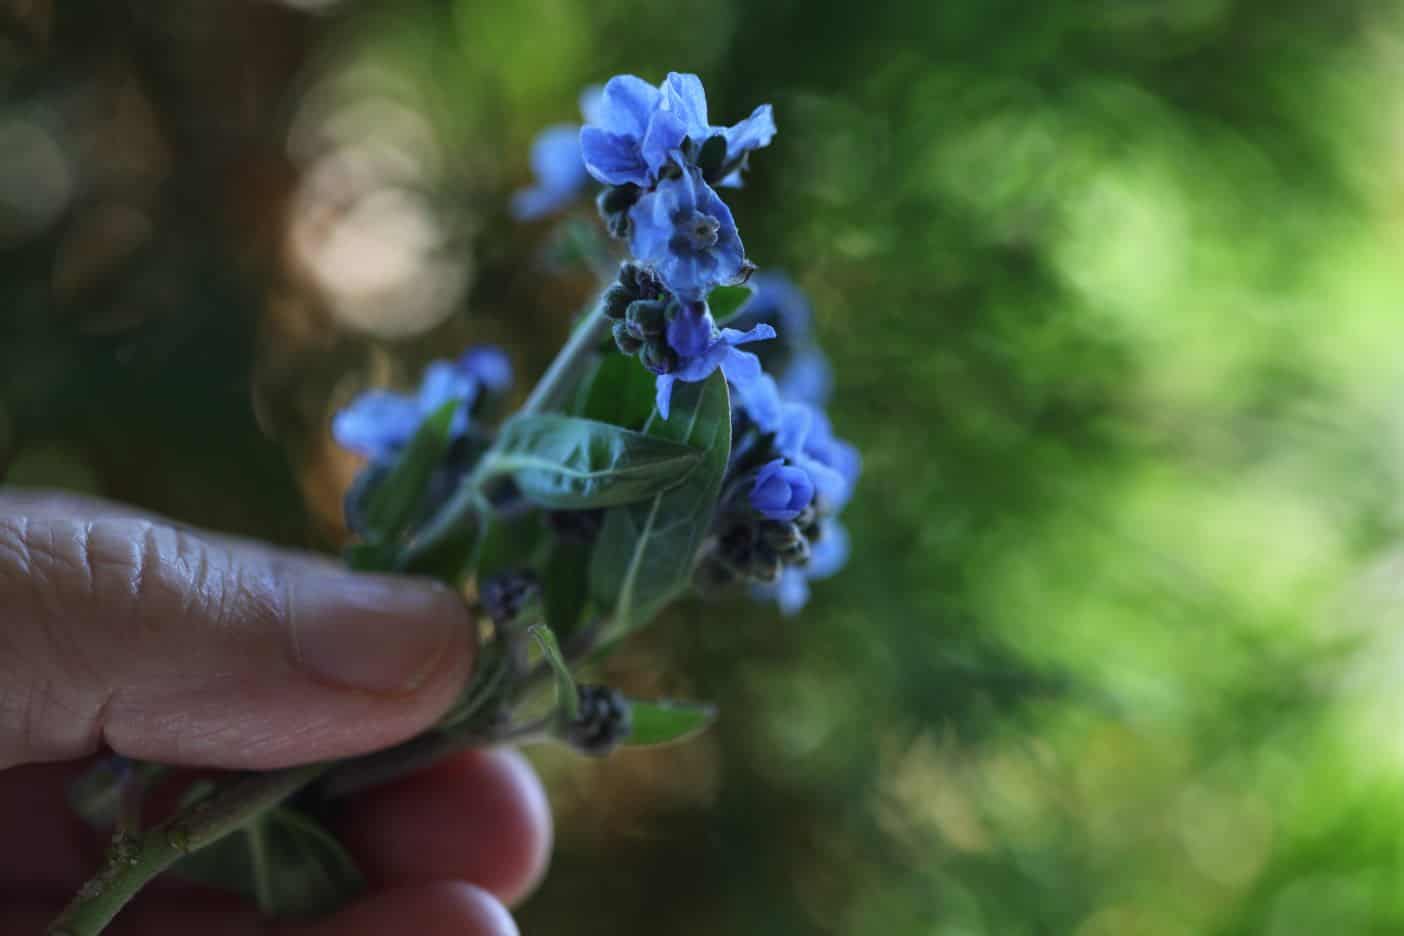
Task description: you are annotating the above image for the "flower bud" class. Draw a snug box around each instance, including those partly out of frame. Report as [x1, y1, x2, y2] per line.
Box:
[613, 320, 644, 355]
[478, 569, 540, 624]
[547, 508, 604, 545]
[602, 284, 632, 320]
[626, 298, 669, 337]
[563, 684, 632, 756]
[641, 339, 679, 375]
[697, 133, 728, 181]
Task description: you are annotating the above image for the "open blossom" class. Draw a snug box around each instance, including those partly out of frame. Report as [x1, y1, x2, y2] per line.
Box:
[629, 167, 747, 300]
[653, 322, 775, 420]
[729, 273, 834, 405]
[775, 402, 861, 509]
[579, 72, 775, 189]
[333, 346, 512, 460]
[511, 87, 604, 220]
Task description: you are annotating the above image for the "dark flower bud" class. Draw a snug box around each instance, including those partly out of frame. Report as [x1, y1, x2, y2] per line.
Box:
[747, 548, 784, 585]
[563, 684, 632, 756]
[478, 569, 540, 624]
[547, 508, 604, 545]
[613, 320, 644, 355]
[641, 339, 679, 375]
[599, 183, 642, 216]
[760, 519, 806, 558]
[597, 185, 640, 240]
[626, 298, 669, 337]
[697, 134, 728, 181]
[602, 284, 632, 320]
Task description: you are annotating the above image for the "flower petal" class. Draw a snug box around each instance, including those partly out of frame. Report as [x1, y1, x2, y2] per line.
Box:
[580, 127, 649, 186]
[667, 308, 714, 358]
[332, 390, 421, 458]
[641, 109, 688, 180]
[722, 103, 777, 155]
[654, 373, 678, 420]
[660, 73, 710, 136]
[597, 74, 661, 138]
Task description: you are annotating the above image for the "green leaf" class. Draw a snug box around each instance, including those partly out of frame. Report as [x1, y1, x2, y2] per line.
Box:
[482, 413, 701, 510]
[707, 284, 754, 325]
[579, 353, 657, 431]
[544, 540, 591, 642]
[173, 807, 364, 918]
[528, 623, 579, 720]
[624, 698, 719, 747]
[589, 371, 732, 639]
[360, 400, 458, 543]
[473, 512, 548, 582]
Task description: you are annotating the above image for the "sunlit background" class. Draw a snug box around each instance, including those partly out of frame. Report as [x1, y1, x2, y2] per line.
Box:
[5, 1, 1404, 933]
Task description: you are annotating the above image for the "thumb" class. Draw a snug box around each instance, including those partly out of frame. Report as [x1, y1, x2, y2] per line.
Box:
[0, 491, 473, 771]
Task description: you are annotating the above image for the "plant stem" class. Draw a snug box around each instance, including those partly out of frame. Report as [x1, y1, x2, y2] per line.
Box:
[519, 306, 611, 416]
[407, 306, 612, 563]
[48, 764, 326, 936]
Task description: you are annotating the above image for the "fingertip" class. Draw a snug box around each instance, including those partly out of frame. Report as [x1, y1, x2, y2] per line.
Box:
[340, 748, 554, 907]
[288, 882, 517, 936]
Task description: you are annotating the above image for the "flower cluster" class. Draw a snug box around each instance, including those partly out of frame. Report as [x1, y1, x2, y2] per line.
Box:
[581, 73, 780, 418]
[695, 279, 860, 614]
[602, 261, 775, 418]
[335, 346, 512, 534]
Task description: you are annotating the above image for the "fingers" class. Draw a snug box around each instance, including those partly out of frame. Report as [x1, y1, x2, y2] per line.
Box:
[1, 882, 519, 936]
[338, 749, 554, 907]
[0, 752, 554, 908]
[0, 492, 474, 771]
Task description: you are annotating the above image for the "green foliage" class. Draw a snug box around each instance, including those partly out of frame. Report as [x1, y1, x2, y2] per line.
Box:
[589, 372, 732, 640]
[360, 401, 458, 545]
[706, 284, 754, 325]
[577, 352, 658, 431]
[484, 413, 702, 509]
[623, 698, 718, 747]
[174, 808, 364, 918]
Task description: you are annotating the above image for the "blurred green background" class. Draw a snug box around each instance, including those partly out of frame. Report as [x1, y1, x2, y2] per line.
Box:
[5, 1, 1404, 933]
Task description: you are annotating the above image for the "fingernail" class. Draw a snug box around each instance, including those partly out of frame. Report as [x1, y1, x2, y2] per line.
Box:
[291, 572, 467, 695]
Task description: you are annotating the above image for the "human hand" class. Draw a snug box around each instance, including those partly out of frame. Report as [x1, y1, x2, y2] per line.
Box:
[0, 491, 551, 935]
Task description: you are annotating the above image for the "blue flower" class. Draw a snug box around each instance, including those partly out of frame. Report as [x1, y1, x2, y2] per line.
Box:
[333, 345, 512, 460]
[654, 322, 775, 420]
[730, 273, 833, 406]
[579, 75, 664, 187]
[649, 73, 777, 187]
[511, 87, 604, 220]
[750, 458, 815, 521]
[580, 72, 776, 189]
[754, 519, 850, 615]
[775, 401, 861, 509]
[511, 125, 590, 220]
[629, 167, 747, 301]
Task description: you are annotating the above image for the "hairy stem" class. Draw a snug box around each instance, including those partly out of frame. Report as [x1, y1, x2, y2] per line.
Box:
[48, 765, 326, 936]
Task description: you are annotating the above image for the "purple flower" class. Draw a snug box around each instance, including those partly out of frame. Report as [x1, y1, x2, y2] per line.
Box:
[654, 323, 775, 420]
[754, 519, 851, 615]
[579, 72, 776, 189]
[511, 87, 605, 220]
[750, 458, 815, 521]
[629, 167, 747, 300]
[333, 345, 512, 460]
